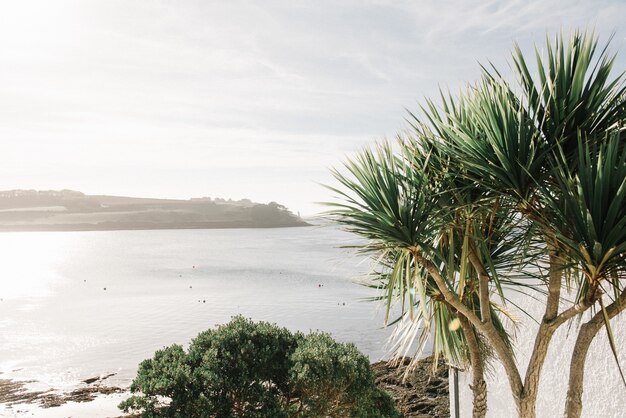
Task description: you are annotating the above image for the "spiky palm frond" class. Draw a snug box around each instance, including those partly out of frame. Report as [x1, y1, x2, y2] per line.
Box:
[424, 80, 548, 205]
[543, 131, 626, 294]
[510, 30, 626, 159]
[325, 137, 522, 374]
[325, 141, 458, 363]
[325, 142, 445, 333]
[325, 141, 442, 252]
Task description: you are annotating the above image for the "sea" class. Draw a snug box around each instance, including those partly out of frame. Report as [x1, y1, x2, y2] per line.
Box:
[0, 224, 398, 400]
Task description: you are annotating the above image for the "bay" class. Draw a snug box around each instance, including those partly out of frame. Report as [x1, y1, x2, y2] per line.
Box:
[0, 224, 395, 393]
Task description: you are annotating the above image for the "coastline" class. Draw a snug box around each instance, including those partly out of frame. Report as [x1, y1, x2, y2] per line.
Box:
[0, 356, 449, 418]
[0, 190, 310, 233]
[0, 220, 311, 233]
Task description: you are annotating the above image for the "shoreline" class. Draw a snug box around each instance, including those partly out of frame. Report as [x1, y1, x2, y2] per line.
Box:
[0, 221, 311, 233]
[0, 190, 310, 234]
[0, 375, 129, 418]
[0, 356, 449, 418]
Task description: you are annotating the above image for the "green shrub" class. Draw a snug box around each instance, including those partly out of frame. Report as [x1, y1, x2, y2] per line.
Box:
[119, 316, 399, 418]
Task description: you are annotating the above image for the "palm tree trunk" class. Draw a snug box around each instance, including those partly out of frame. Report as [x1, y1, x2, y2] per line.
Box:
[467, 244, 491, 325]
[415, 251, 525, 410]
[514, 247, 564, 418]
[518, 398, 536, 418]
[459, 315, 488, 418]
[564, 289, 626, 418]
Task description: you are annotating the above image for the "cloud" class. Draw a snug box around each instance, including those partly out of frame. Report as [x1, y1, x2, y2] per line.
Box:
[0, 0, 624, 215]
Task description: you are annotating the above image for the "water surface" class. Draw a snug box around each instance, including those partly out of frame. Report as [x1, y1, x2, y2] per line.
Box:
[0, 225, 393, 390]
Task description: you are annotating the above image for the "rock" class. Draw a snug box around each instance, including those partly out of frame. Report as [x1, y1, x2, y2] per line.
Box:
[82, 373, 116, 385]
[0, 377, 124, 409]
[372, 355, 449, 418]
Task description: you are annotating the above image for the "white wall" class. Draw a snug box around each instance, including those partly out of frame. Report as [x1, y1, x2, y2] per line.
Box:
[451, 292, 626, 418]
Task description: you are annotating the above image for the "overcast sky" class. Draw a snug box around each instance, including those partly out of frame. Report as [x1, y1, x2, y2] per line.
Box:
[1, 0, 624, 215]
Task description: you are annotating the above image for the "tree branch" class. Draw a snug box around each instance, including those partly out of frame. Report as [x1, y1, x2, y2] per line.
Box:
[548, 300, 594, 329]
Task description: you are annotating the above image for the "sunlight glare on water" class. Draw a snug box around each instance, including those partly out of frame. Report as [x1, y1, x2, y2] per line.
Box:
[0, 232, 75, 302]
[0, 226, 399, 390]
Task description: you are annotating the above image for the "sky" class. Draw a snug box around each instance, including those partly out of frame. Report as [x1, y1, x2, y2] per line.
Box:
[0, 1, 625, 216]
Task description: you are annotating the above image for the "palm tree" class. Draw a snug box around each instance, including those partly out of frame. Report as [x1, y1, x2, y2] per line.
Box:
[326, 30, 626, 418]
[326, 136, 523, 418]
[439, 30, 626, 418]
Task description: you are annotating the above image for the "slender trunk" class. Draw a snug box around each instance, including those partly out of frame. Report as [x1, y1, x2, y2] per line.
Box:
[413, 251, 525, 406]
[517, 248, 564, 417]
[515, 322, 554, 418]
[463, 247, 527, 414]
[467, 244, 491, 325]
[518, 398, 537, 418]
[564, 289, 626, 418]
[564, 318, 599, 418]
[516, 239, 598, 418]
[544, 243, 563, 321]
[459, 315, 488, 418]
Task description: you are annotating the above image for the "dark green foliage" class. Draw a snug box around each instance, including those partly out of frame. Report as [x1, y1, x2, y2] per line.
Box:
[119, 316, 400, 418]
[289, 333, 398, 418]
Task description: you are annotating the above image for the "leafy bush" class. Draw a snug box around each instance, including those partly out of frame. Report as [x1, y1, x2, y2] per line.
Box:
[119, 316, 399, 418]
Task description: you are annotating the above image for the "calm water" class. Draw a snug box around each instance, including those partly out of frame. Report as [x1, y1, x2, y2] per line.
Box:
[0, 225, 394, 390]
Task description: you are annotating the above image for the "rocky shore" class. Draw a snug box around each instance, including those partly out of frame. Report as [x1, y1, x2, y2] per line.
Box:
[1, 356, 449, 417]
[0, 374, 124, 410]
[373, 356, 450, 418]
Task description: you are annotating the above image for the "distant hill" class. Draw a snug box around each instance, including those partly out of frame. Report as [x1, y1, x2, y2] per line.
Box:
[0, 190, 309, 231]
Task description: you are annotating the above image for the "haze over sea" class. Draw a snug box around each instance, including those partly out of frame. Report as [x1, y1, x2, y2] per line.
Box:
[0, 225, 396, 393]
